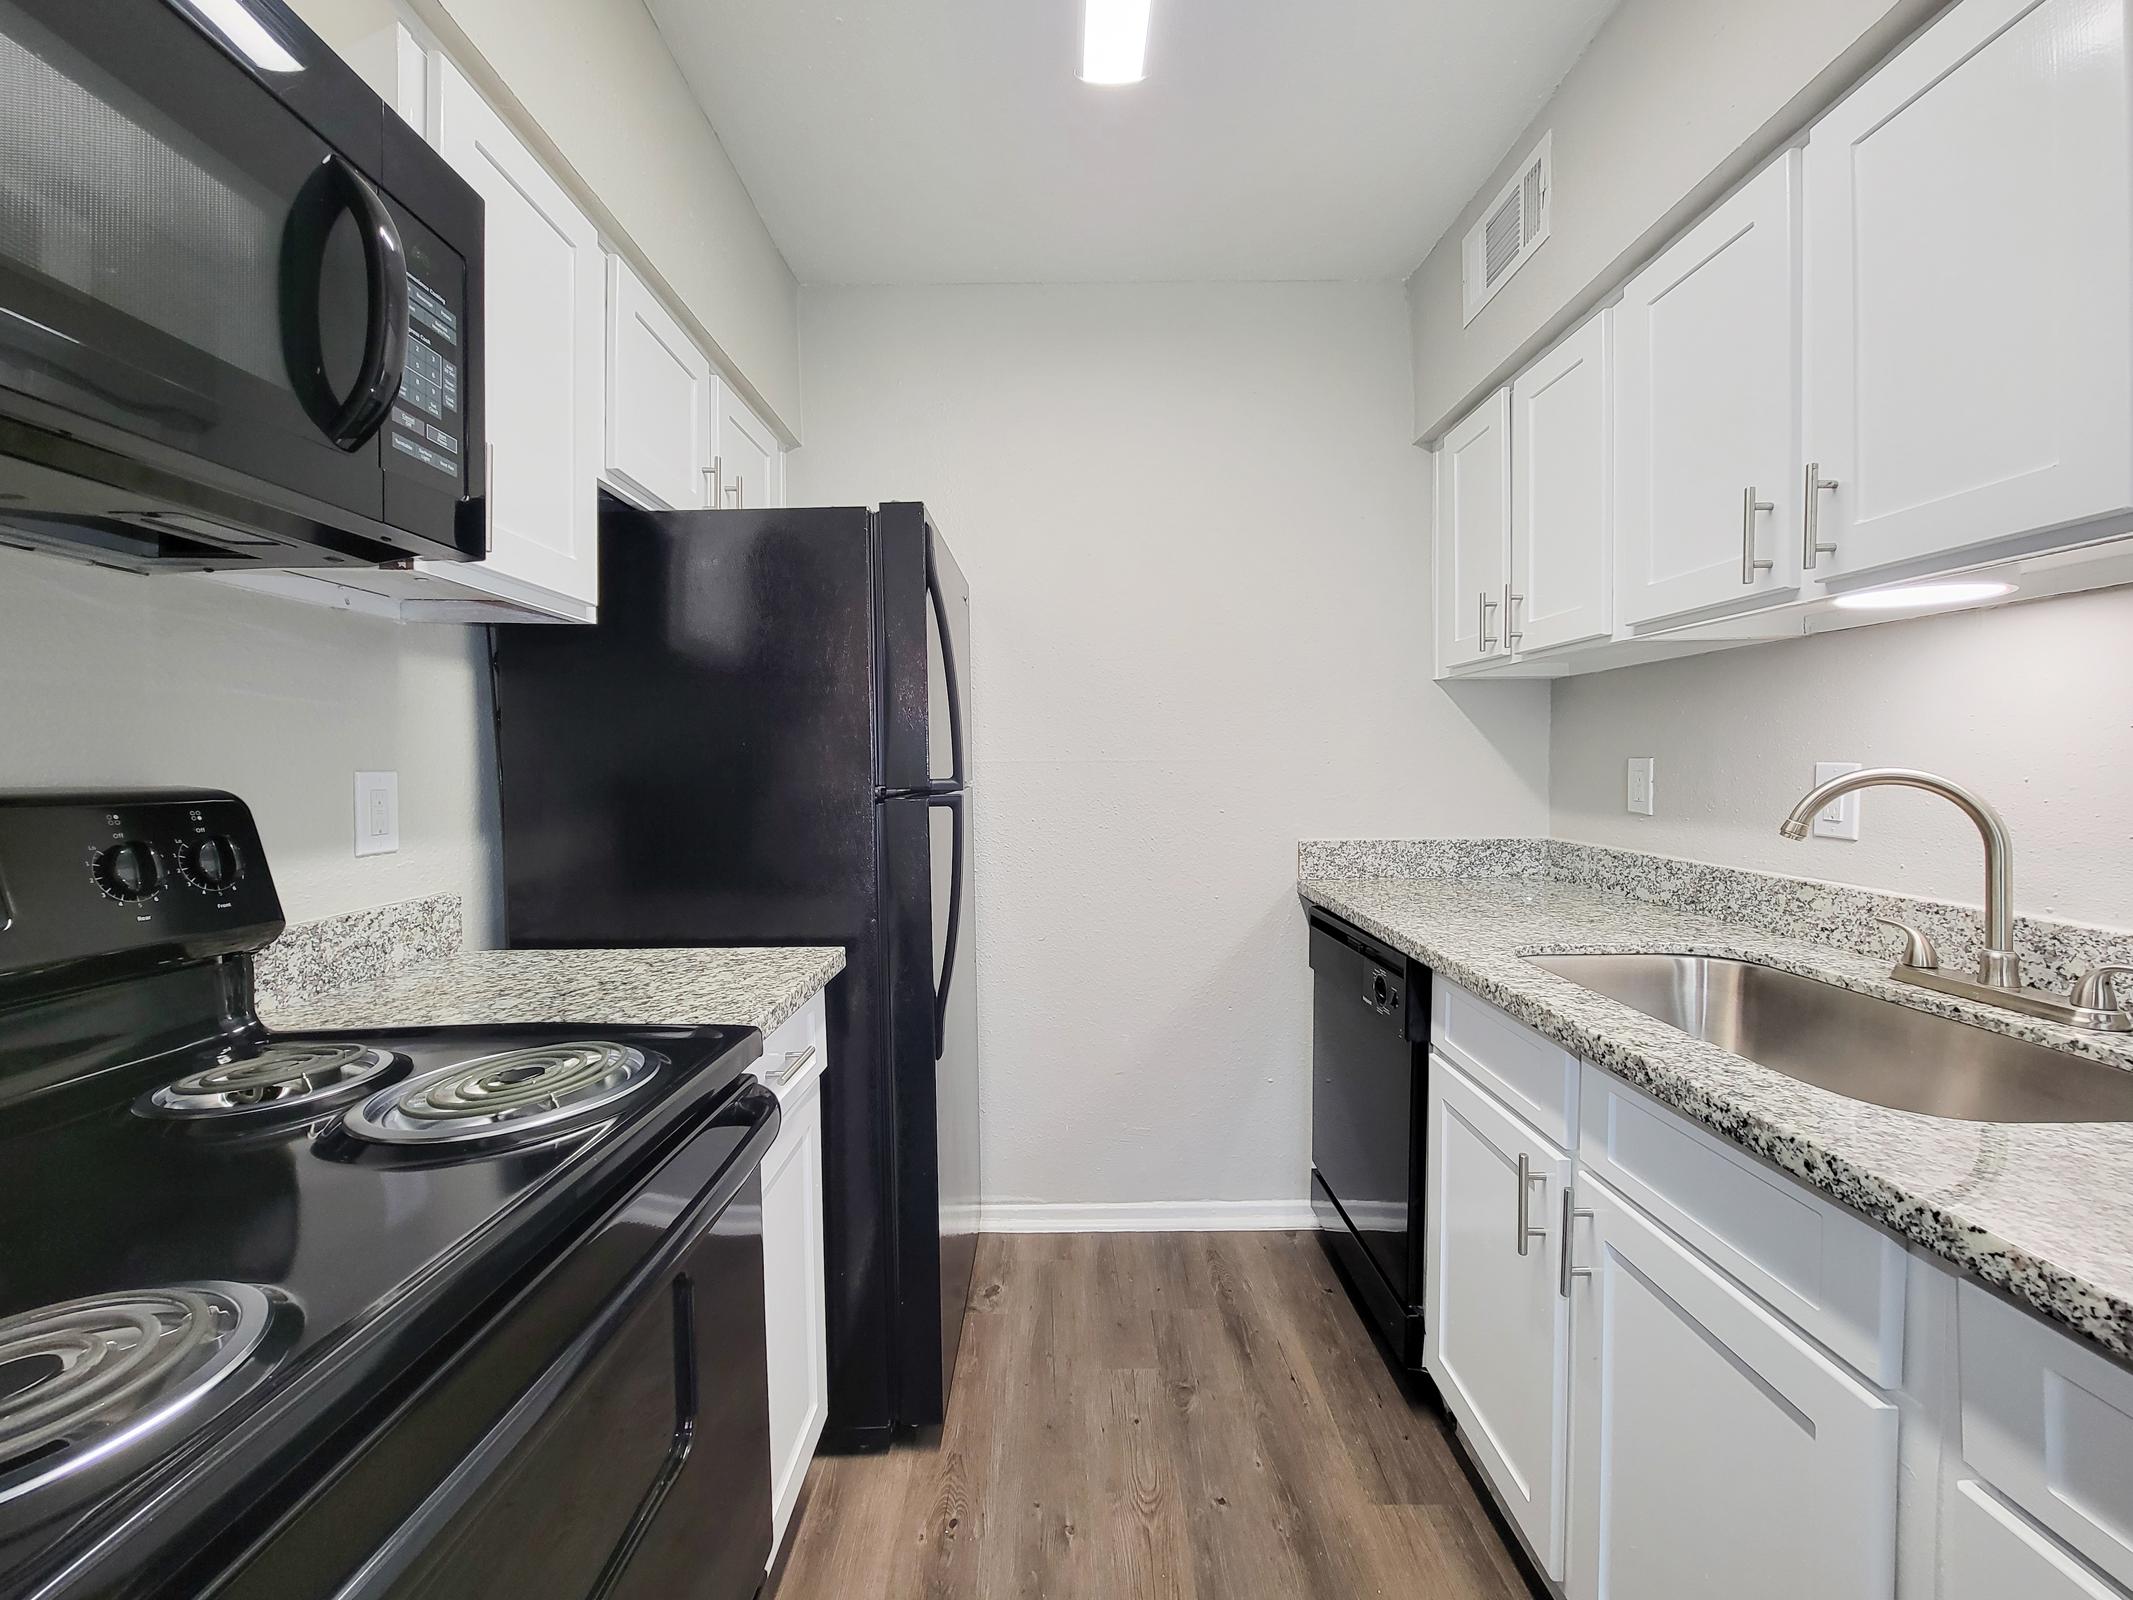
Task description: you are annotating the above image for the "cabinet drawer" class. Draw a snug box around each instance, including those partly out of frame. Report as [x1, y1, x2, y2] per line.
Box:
[1947, 1479, 2129, 1600]
[1578, 1065, 1905, 1385]
[1431, 981, 1578, 1148]
[1960, 1280, 2133, 1589]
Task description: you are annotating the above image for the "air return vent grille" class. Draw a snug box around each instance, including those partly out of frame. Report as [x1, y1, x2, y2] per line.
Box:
[1462, 133, 1552, 326]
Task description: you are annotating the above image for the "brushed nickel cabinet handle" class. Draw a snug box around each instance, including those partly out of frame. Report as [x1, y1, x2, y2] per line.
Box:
[1559, 1187, 1594, 1297]
[1503, 583, 1524, 651]
[766, 1044, 816, 1086]
[1741, 486, 1775, 584]
[1803, 461, 1839, 569]
[1515, 1153, 1548, 1256]
[1478, 592, 1499, 652]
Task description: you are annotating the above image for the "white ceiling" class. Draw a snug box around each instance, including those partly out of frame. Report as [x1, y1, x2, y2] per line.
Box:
[647, 0, 1620, 286]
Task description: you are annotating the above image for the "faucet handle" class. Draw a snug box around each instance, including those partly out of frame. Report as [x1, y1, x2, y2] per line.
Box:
[1875, 916, 1941, 971]
[2071, 963, 2133, 1015]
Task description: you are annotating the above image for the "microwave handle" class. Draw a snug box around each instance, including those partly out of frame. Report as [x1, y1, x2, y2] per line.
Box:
[280, 155, 409, 452]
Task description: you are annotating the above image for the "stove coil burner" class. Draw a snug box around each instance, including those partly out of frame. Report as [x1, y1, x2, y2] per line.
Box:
[0, 1284, 273, 1505]
[341, 1042, 656, 1147]
[142, 1043, 402, 1119]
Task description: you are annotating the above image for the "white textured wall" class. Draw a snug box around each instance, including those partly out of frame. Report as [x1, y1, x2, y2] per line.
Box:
[0, 555, 495, 930]
[1550, 589, 2133, 930]
[1406, 0, 1944, 440]
[792, 282, 1551, 1214]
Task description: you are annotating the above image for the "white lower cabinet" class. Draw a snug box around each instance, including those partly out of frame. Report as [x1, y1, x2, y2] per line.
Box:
[1563, 1173, 1899, 1600]
[754, 993, 830, 1563]
[1419, 981, 2132, 1600]
[1946, 1480, 2129, 1600]
[1425, 1058, 1573, 1578]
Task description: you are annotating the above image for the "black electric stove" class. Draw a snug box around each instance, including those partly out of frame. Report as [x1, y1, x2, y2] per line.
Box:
[0, 792, 778, 1600]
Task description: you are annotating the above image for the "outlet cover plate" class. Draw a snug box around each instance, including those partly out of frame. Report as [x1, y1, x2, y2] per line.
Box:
[1626, 757, 1655, 817]
[355, 771, 400, 857]
[1812, 761, 1862, 840]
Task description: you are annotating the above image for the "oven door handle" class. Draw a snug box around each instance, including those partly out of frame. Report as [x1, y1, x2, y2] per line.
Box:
[330, 1085, 780, 1600]
[280, 154, 410, 452]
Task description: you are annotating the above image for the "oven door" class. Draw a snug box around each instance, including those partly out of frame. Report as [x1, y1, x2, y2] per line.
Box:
[0, 0, 457, 563]
[211, 1086, 779, 1600]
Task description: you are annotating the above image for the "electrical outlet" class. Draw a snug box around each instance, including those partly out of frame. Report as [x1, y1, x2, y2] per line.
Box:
[1812, 761, 1862, 840]
[354, 771, 400, 857]
[1625, 757, 1655, 817]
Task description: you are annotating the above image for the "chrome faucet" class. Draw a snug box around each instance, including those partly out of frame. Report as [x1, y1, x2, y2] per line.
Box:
[1779, 768, 2132, 1031]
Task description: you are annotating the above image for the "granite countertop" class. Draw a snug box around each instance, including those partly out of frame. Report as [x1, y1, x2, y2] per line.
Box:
[1299, 871, 2133, 1362]
[260, 945, 846, 1040]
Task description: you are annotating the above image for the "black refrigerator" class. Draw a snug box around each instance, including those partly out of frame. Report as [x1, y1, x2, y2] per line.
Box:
[490, 494, 978, 1450]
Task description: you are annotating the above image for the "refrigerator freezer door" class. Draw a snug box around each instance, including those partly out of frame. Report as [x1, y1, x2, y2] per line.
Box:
[881, 791, 979, 1426]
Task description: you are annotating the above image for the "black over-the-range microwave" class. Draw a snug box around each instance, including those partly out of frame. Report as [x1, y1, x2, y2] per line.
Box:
[0, 0, 485, 573]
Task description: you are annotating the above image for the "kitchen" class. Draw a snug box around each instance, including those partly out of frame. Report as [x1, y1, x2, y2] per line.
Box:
[0, 0, 2128, 1596]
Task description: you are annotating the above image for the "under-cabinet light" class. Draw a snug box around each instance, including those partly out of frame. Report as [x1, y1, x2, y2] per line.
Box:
[1830, 580, 2017, 612]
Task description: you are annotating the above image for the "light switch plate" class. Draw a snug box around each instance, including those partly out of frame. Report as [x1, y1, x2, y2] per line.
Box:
[1812, 761, 1862, 840]
[1626, 757, 1655, 816]
[354, 771, 400, 857]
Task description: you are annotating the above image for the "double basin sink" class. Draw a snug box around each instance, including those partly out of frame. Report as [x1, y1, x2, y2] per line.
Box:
[1525, 952, 2133, 1124]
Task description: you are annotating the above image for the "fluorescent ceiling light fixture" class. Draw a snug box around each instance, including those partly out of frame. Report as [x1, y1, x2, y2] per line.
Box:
[1830, 579, 2017, 612]
[176, 0, 305, 73]
[1081, 0, 1151, 84]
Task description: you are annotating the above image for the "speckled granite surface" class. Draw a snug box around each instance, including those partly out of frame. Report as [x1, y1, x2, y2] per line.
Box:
[252, 893, 462, 1013]
[1298, 869, 2133, 1363]
[260, 945, 846, 1039]
[1299, 838, 2133, 996]
[1297, 838, 1548, 880]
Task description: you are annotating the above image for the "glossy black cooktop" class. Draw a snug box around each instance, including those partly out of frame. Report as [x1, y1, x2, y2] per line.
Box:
[0, 1010, 759, 1591]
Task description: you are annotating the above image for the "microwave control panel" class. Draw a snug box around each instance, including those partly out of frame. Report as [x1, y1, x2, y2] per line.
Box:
[384, 223, 468, 491]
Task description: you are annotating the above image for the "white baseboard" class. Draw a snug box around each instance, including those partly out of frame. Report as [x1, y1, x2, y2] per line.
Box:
[974, 1199, 1317, 1234]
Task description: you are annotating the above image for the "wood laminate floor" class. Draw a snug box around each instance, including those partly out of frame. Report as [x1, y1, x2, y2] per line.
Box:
[769, 1231, 1533, 1600]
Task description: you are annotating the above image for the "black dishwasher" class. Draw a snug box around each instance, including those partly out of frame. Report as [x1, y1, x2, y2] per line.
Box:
[1309, 912, 1429, 1369]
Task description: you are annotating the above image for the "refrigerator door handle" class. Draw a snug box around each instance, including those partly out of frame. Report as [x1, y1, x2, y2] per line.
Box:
[927, 791, 966, 1062]
[924, 532, 967, 789]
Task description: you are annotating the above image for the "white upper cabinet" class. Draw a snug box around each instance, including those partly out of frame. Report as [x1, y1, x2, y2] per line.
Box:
[1425, 1060, 1573, 1579]
[604, 256, 716, 511]
[433, 53, 604, 611]
[716, 386, 783, 510]
[1615, 153, 1803, 625]
[1802, 0, 2133, 581]
[1510, 311, 1612, 654]
[1434, 389, 1513, 671]
[1565, 1176, 1900, 1600]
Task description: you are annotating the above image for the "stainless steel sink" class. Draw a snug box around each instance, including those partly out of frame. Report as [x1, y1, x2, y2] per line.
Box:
[1525, 952, 2133, 1123]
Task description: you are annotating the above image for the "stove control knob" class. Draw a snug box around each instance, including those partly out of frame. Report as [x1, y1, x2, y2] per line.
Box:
[93, 842, 162, 902]
[179, 835, 242, 892]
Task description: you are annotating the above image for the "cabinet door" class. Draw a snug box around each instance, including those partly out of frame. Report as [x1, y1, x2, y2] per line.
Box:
[1565, 1176, 1899, 1600]
[717, 387, 782, 510]
[604, 256, 714, 511]
[1434, 389, 1513, 672]
[1945, 1480, 2130, 1600]
[1803, 0, 2133, 580]
[1425, 1059, 1572, 1578]
[1511, 312, 1612, 654]
[433, 56, 603, 607]
[761, 1076, 828, 1557]
[1615, 152, 1801, 626]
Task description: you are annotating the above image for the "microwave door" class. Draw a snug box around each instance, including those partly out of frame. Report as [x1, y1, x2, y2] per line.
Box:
[0, 0, 397, 520]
